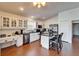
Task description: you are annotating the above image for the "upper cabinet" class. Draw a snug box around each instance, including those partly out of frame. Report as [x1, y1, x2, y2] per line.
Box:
[24, 20, 27, 28]
[19, 20, 22, 27]
[3, 17, 9, 27]
[11, 18, 17, 28]
[0, 15, 27, 29]
[0, 15, 37, 30]
[2, 16, 10, 29]
[18, 18, 24, 29]
[27, 20, 36, 30]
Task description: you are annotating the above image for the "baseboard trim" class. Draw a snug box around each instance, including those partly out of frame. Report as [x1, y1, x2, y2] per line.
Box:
[62, 41, 69, 43]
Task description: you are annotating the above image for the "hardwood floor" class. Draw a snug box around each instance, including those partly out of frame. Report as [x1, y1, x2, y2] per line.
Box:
[1, 36, 79, 56]
[0, 48, 1, 56]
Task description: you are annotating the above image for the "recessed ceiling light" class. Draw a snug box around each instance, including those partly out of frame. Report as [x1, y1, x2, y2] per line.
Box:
[19, 7, 24, 11]
[31, 16, 34, 18]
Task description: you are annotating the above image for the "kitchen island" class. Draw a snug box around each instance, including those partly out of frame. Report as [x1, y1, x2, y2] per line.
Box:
[41, 33, 55, 50]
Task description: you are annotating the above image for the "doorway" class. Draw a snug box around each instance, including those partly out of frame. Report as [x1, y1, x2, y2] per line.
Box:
[72, 20, 79, 44]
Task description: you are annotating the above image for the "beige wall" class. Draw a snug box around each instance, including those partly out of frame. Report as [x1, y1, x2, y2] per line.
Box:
[44, 16, 58, 28]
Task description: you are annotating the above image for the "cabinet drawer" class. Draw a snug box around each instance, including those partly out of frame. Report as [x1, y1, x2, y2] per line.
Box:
[35, 35, 39, 40]
[6, 37, 13, 42]
[0, 40, 5, 43]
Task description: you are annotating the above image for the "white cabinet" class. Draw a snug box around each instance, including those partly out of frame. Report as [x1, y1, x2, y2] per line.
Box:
[16, 35, 23, 47]
[0, 36, 14, 43]
[11, 18, 17, 29]
[41, 35, 49, 49]
[24, 20, 27, 28]
[30, 32, 40, 43]
[0, 39, 5, 43]
[18, 20, 23, 27]
[0, 15, 37, 30]
[18, 18, 24, 29]
[0, 35, 23, 48]
[2, 16, 10, 29]
[28, 21, 36, 30]
[0, 15, 26, 29]
[5, 37, 13, 42]
[0, 36, 14, 48]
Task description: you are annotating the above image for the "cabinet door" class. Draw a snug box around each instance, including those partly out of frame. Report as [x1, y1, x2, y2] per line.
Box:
[24, 20, 27, 28]
[11, 19, 17, 28]
[30, 33, 35, 42]
[35, 34, 40, 40]
[2, 16, 10, 28]
[27, 20, 36, 30]
[16, 35, 23, 47]
[18, 20, 23, 28]
[30, 33, 40, 43]
[0, 39, 5, 43]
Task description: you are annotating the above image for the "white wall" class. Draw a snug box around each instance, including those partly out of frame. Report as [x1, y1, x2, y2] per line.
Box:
[58, 7, 79, 43]
[36, 20, 44, 25]
[44, 16, 58, 28]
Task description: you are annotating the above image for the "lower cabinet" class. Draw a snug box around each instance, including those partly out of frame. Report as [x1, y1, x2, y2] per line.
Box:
[16, 35, 23, 47]
[0, 37, 15, 48]
[0, 35, 23, 48]
[30, 32, 40, 43]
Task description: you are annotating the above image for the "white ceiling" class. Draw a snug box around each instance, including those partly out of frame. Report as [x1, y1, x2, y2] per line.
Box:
[0, 2, 79, 20]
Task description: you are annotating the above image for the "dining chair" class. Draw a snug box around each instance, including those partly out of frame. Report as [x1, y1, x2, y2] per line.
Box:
[49, 33, 63, 54]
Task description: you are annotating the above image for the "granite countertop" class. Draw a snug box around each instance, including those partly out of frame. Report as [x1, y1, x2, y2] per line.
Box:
[0, 34, 22, 38]
[41, 33, 53, 37]
[41, 32, 56, 37]
[41, 33, 49, 36]
[41, 33, 55, 39]
[23, 32, 39, 34]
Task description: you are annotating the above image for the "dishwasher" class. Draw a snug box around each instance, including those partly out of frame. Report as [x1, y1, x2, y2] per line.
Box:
[23, 33, 30, 44]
